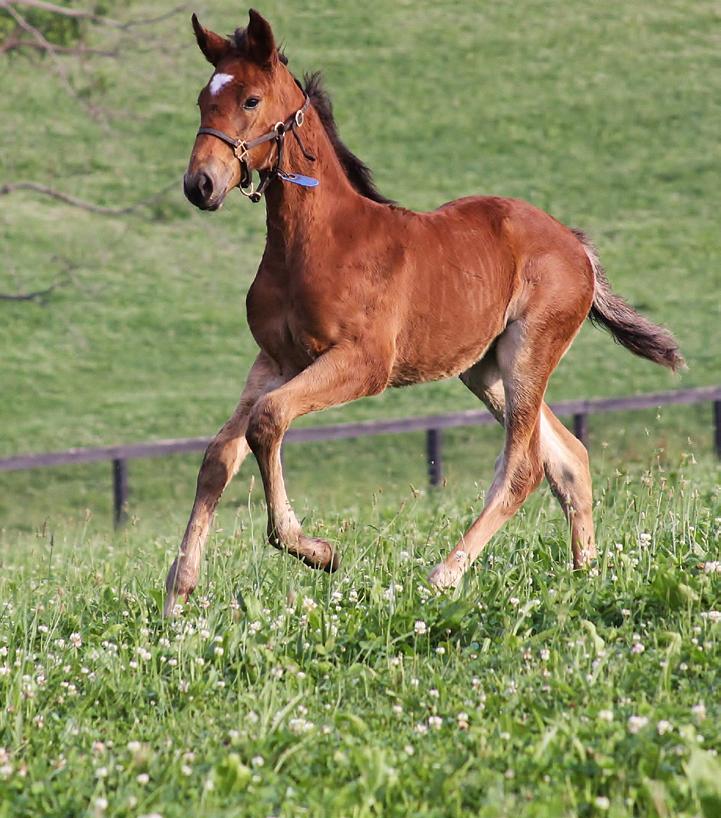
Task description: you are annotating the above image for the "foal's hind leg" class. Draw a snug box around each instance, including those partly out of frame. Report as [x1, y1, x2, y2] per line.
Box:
[457, 353, 595, 569]
[428, 316, 585, 589]
[164, 353, 283, 616]
[539, 405, 596, 566]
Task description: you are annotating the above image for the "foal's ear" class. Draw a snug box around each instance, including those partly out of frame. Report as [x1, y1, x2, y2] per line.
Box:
[246, 8, 277, 67]
[191, 13, 229, 65]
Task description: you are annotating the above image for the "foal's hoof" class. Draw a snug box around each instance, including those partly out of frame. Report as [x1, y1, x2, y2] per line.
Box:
[163, 558, 196, 618]
[427, 561, 461, 591]
[298, 536, 341, 573]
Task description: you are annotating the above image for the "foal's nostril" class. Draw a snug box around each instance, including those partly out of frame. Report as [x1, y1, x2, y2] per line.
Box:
[197, 171, 214, 201]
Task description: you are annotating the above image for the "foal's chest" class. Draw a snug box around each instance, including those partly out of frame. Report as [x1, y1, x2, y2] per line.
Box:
[246, 272, 335, 373]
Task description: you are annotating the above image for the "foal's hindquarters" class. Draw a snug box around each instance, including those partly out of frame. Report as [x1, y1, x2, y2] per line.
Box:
[401, 199, 598, 587]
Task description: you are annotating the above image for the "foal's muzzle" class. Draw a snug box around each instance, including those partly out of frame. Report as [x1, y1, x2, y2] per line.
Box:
[183, 170, 224, 211]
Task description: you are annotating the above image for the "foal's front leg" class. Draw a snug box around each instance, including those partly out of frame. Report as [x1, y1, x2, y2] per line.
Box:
[164, 353, 283, 617]
[245, 345, 388, 569]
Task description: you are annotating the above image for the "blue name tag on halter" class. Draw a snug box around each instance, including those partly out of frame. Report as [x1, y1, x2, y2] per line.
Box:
[278, 170, 319, 188]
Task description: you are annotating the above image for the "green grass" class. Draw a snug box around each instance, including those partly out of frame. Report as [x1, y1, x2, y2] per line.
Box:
[1, 468, 720, 817]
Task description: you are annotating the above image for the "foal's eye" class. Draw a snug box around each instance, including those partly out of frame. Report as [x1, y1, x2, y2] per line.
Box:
[243, 97, 261, 110]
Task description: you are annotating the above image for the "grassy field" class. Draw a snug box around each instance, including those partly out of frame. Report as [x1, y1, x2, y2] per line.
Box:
[1, 469, 720, 817]
[1, 1, 720, 815]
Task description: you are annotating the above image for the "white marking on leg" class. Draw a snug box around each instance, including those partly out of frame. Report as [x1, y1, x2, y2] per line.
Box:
[209, 73, 234, 95]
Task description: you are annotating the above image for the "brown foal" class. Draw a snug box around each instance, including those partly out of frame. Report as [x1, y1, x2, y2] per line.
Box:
[164, 10, 683, 615]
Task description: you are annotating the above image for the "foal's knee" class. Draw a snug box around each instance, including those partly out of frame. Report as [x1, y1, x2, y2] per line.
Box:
[505, 449, 544, 509]
[246, 394, 286, 454]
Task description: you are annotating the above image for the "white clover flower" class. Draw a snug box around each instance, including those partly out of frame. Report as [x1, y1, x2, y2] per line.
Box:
[415, 723, 428, 735]
[702, 561, 721, 574]
[692, 702, 706, 722]
[95, 766, 109, 779]
[428, 716, 443, 730]
[94, 797, 108, 812]
[251, 755, 264, 768]
[656, 720, 672, 735]
[457, 712, 469, 730]
[214, 647, 224, 657]
[392, 704, 403, 715]
[414, 620, 427, 636]
[137, 773, 149, 785]
[631, 642, 645, 655]
[302, 597, 318, 613]
[509, 597, 520, 607]
[627, 715, 649, 734]
[701, 611, 721, 624]
[594, 796, 610, 810]
[598, 709, 613, 722]
[288, 718, 313, 734]
[404, 744, 414, 755]
[70, 633, 82, 649]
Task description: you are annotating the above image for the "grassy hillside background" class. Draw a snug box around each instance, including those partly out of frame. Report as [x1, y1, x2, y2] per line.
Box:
[1, 0, 720, 534]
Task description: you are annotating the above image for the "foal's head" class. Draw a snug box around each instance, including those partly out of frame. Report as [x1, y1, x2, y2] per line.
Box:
[184, 9, 302, 210]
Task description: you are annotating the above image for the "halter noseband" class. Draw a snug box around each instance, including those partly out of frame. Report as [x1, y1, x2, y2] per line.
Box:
[196, 94, 316, 203]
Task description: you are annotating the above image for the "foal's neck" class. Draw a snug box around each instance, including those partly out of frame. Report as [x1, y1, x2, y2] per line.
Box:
[263, 106, 367, 256]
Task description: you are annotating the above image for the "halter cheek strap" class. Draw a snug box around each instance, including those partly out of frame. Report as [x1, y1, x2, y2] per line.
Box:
[196, 95, 317, 203]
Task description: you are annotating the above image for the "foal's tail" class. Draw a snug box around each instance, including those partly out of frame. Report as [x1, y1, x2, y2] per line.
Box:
[572, 228, 685, 372]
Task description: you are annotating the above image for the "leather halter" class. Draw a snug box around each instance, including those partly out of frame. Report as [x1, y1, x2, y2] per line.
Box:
[196, 94, 316, 203]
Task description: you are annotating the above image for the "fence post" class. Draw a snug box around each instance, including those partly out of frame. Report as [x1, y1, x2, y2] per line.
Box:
[426, 428, 443, 487]
[573, 413, 588, 447]
[112, 458, 128, 528]
[714, 400, 721, 458]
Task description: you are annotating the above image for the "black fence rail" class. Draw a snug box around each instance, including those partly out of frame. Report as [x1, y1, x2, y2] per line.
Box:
[1, 386, 719, 526]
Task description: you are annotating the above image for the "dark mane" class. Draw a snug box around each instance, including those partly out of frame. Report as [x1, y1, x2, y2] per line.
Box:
[302, 72, 394, 205]
[229, 28, 392, 205]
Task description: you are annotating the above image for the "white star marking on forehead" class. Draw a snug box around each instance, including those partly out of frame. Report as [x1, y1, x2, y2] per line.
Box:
[209, 73, 234, 95]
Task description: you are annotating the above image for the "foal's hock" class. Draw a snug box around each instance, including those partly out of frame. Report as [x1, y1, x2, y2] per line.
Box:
[163, 9, 683, 616]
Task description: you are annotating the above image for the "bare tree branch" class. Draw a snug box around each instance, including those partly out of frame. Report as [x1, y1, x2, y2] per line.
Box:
[0, 34, 116, 56]
[0, 180, 179, 216]
[2, 0, 119, 25]
[0, 1, 101, 115]
[2, 0, 189, 29]
[116, 3, 190, 30]
[0, 282, 60, 302]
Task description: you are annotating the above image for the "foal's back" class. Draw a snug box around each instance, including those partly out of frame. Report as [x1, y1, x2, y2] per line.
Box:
[389, 195, 593, 387]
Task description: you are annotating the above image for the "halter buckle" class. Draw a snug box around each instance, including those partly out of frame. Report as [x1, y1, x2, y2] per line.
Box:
[294, 109, 305, 128]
